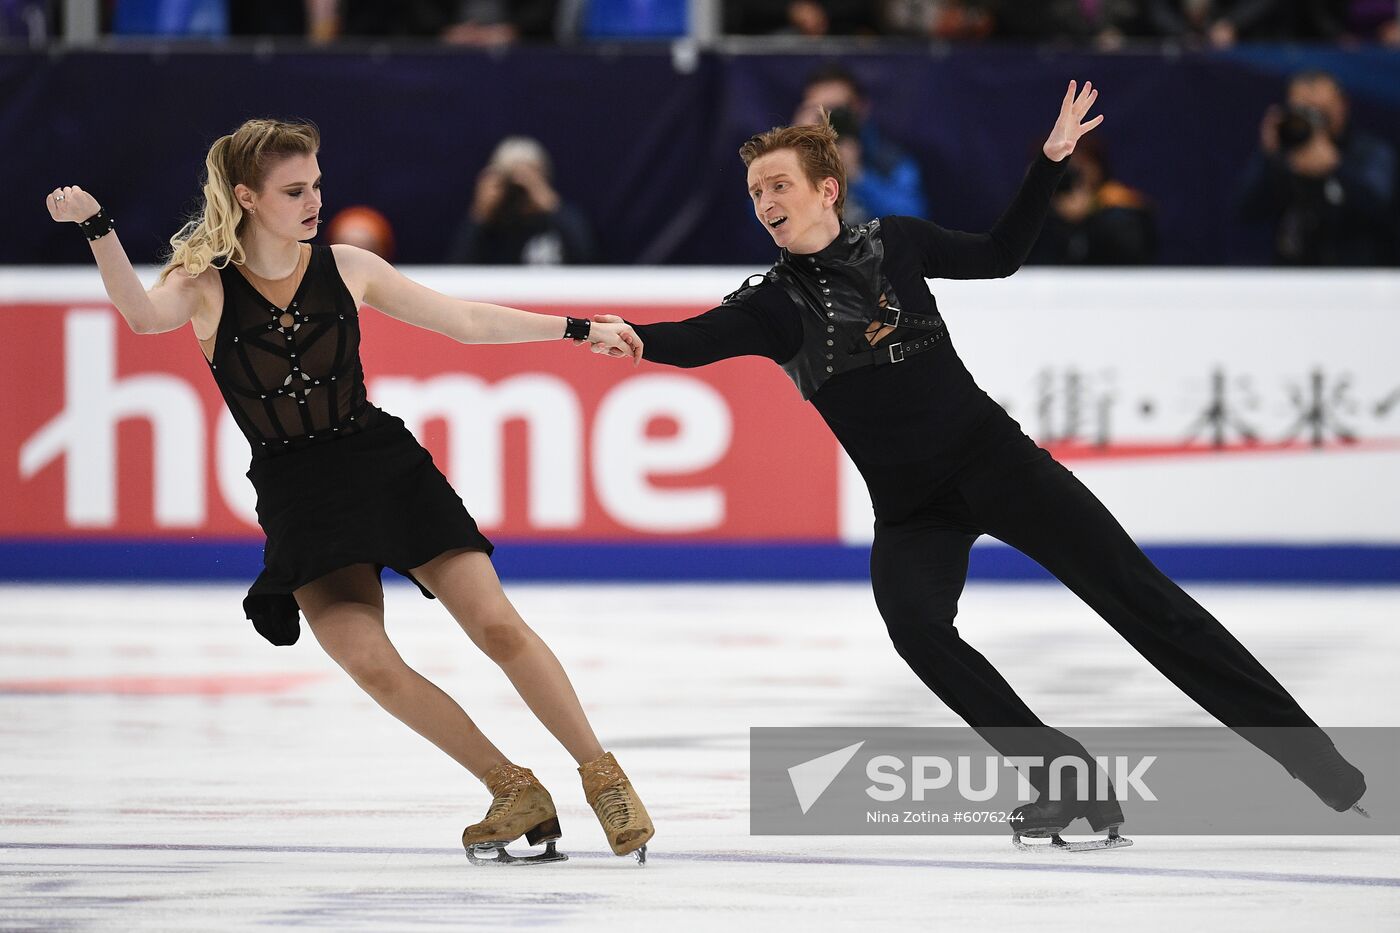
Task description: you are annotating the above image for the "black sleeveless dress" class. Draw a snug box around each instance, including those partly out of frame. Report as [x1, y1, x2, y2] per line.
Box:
[207, 244, 493, 646]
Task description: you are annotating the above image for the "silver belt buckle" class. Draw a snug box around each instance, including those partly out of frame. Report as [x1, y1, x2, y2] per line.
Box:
[888, 342, 905, 363]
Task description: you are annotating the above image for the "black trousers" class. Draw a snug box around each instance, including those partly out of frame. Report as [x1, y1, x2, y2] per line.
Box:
[869, 436, 1324, 784]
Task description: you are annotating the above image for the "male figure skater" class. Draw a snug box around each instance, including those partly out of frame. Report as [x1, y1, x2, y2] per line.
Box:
[592, 81, 1366, 849]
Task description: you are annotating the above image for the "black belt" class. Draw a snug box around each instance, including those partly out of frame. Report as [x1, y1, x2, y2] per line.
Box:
[868, 328, 947, 367]
[877, 306, 943, 330]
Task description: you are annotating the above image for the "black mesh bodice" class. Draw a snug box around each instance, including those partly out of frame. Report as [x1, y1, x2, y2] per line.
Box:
[208, 245, 382, 458]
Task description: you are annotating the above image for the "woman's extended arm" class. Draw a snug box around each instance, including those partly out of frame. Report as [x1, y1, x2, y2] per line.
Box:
[46, 185, 212, 334]
[333, 243, 641, 361]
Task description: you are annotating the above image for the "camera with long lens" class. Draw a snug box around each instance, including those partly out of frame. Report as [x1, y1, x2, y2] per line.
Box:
[1276, 105, 1328, 152]
[490, 176, 533, 225]
[827, 106, 862, 140]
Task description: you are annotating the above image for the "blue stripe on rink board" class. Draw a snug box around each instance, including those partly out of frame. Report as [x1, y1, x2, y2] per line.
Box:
[0, 540, 1398, 583]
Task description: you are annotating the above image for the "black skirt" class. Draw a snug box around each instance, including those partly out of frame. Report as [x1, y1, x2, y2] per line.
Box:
[241, 410, 494, 646]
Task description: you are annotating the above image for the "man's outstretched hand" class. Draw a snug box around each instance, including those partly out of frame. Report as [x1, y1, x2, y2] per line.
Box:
[1043, 80, 1104, 163]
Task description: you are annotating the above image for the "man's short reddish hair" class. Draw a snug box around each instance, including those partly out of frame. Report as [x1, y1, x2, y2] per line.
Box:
[739, 115, 847, 218]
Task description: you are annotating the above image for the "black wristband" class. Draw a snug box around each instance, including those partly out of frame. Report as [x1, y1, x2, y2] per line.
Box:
[80, 208, 115, 242]
[563, 316, 591, 341]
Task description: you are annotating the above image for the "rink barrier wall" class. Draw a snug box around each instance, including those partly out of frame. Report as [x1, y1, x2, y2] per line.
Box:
[3, 267, 1398, 583]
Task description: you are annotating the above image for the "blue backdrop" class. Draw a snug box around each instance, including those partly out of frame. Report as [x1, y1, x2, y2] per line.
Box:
[5, 43, 1399, 268]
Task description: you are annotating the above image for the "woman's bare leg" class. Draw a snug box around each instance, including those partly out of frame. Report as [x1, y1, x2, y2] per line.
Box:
[410, 549, 606, 765]
[295, 563, 509, 780]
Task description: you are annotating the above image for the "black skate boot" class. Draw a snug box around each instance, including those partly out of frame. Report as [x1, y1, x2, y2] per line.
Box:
[1012, 791, 1132, 852]
[1290, 742, 1368, 817]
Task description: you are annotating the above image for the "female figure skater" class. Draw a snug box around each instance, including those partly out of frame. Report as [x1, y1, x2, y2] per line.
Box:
[46, 118, 652, 866]
[598, 82, 1366, 849]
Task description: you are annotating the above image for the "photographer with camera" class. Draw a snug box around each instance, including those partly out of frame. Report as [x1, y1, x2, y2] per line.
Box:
[447, 136, 597, 265]
[793, 64, 929, 221]
[1029, 135, 1156, 265]
[1239, 70, 1396, 266]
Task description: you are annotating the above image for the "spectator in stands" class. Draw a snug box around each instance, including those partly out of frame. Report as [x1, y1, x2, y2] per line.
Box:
[442, 1, 560, 46]
[723, 1, 879, 37]
[989, 1, 1181, 45]
[880, 1, 994, 41]
[447, 136, 597, 264]
[792, 64, 928, 220]
[227, 0, 335, 38]
[1203, 0, 1343, 46]
[558, 0, 685, 39]
[110, 0, 228, 37]
[1239, 70, 1397, 266]
[1337, 0, 1400, 44]
[335, 0, 455, 38]
[1029, 135, 1157, 265]
[325, 206, 396, 261]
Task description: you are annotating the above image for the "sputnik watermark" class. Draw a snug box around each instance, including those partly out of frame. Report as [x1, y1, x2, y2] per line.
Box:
[865, 754, 1157, 803]
[753, 727, 1399, 836]
[790, 746, 1155, 813]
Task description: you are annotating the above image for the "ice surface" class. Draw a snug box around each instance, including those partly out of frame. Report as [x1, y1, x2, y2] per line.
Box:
[2, 582, 1396, 931]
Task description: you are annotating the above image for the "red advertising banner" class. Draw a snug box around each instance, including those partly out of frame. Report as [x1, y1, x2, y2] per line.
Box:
[1, 303, 840, 541]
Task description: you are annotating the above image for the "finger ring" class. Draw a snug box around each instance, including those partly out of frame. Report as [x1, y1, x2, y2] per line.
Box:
[55, 194, 65, 201]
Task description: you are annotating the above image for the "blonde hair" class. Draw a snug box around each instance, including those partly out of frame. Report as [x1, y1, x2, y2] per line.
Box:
[159, 118, 321, 284]
[738, 115, 847, 218]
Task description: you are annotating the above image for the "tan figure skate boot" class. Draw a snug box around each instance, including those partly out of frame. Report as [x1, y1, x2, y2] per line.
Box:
[578, 751, 654, 864]
[462, 762, 566, 866]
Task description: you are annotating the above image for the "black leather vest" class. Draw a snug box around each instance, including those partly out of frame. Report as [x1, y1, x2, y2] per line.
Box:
[724, 220, 947, 400]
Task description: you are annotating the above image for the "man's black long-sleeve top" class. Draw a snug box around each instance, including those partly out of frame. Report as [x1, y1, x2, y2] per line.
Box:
[631, 154, 1068, 521]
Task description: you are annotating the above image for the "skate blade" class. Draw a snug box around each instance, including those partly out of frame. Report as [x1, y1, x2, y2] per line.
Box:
[1352, 804, 1371, 819]
[464, 839, 568, 866]
[1013, 830, 1133, 853]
